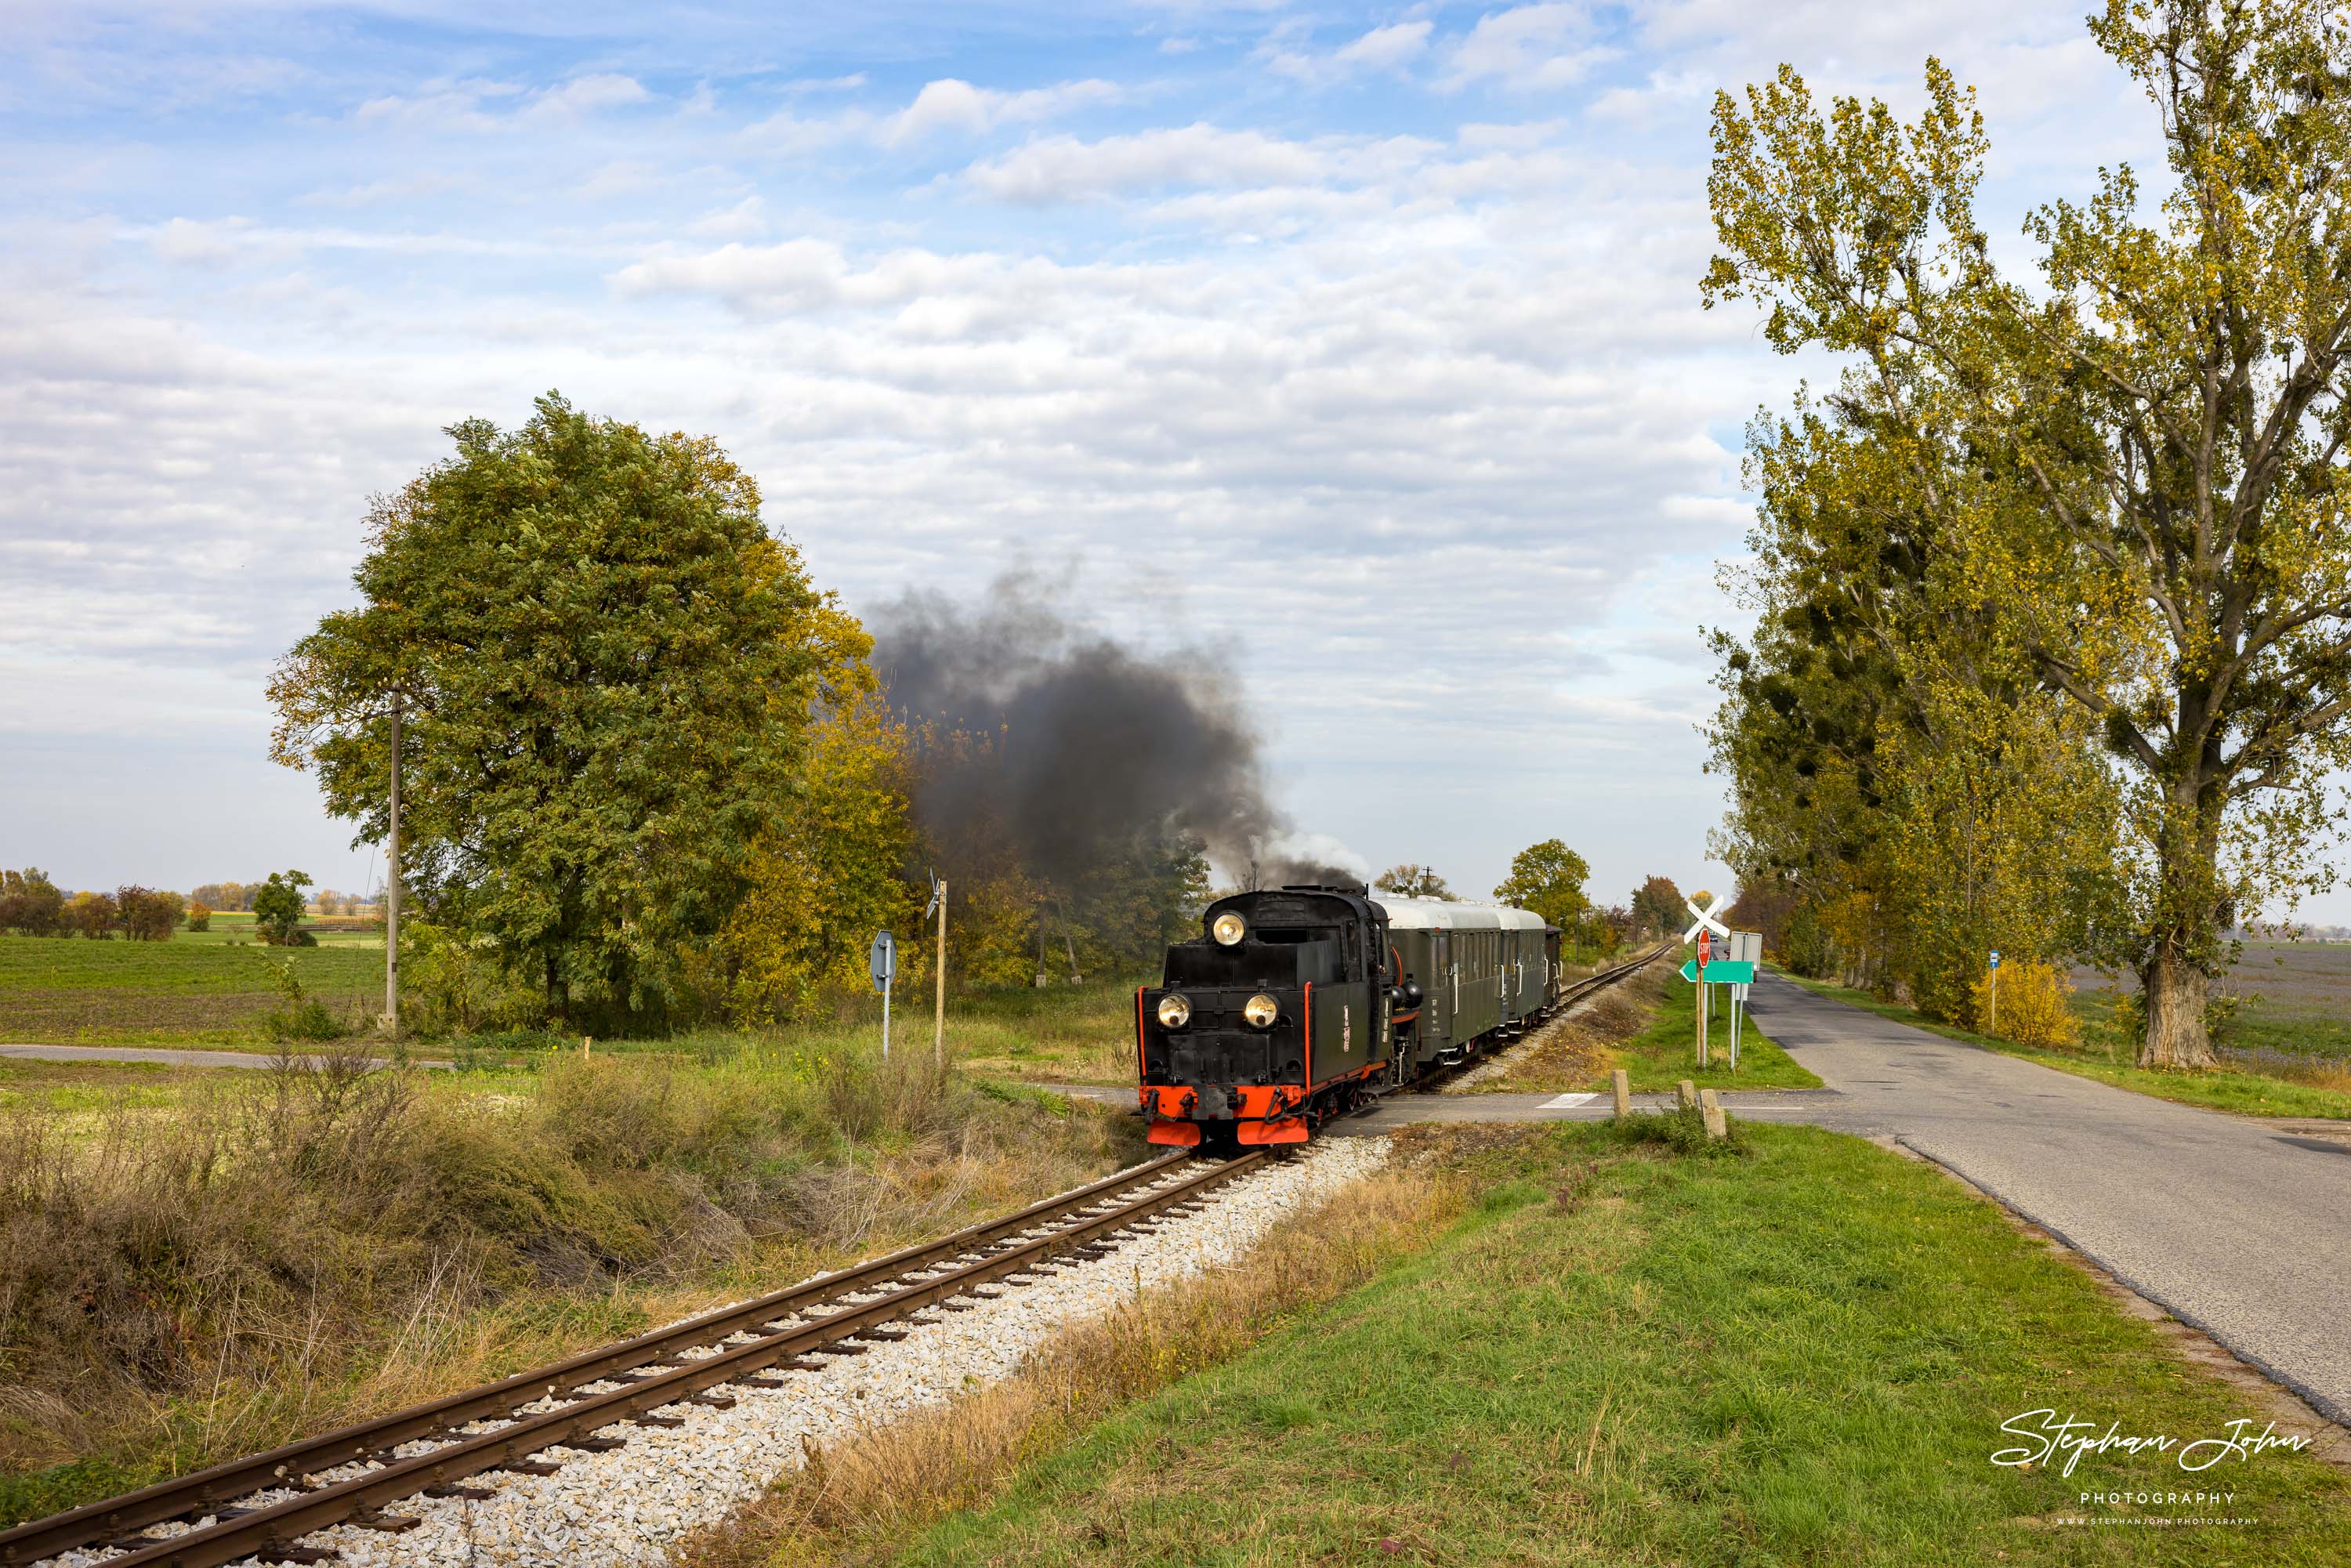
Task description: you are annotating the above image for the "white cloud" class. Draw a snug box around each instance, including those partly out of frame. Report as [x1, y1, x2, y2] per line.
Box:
[1441, 3, 1616, 91]
[352, 73, 650, 132]
[785, 72, 868, 94]
[1264, 18, 1434, 84]
[879, 78, 1121, 146]
[964, 124, 1333, 202]
[525, 73, 650, 119]
[1336, 20, 1433, 71]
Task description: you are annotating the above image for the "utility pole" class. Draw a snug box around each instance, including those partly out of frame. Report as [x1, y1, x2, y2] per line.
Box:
[385, 690, 403, 1033]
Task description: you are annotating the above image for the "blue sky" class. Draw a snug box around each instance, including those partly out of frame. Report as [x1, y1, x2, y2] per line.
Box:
[14, 1, 2298, 922]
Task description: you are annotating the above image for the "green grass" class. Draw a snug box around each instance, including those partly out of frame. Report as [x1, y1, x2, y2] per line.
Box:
[1791, 976, 2351, 1121]
[946, 977, 1148, 1086]
[1594, 963, 1824, 1092]
[893, 1121, 2351, 1566]
[0, 931, 384, 1048]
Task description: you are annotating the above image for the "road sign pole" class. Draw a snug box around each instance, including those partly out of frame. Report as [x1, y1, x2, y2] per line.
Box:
[933, 878, 947, 1070]
[881, 975, 891, 1060]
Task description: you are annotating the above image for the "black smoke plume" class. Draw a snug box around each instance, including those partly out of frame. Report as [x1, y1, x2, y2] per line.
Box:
[868, 576, 1362, 896]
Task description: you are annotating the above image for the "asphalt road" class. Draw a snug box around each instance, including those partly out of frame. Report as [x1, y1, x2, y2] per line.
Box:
[1341, 974, 2351, 1425]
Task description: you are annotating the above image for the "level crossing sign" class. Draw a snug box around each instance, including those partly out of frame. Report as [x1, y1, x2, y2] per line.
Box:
[1682, 890, 1730, 944]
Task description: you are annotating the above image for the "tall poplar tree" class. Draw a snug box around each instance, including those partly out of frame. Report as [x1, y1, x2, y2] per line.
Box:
[1705, 2, 2351, 1066]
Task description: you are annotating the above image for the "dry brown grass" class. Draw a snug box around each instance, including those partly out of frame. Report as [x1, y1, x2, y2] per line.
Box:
[673, 1156, 1462, 1568]
[0, 1045, 1142, 1524]
[1442, 960, 1672, 1095]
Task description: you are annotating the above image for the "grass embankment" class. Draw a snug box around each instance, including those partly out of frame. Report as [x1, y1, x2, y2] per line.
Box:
[773, 1121, 2350, 1567]
[0, 1040, 1146, 1528]
[1791, 976, 2351, 1121]
[1595, 954, 1821, 1092]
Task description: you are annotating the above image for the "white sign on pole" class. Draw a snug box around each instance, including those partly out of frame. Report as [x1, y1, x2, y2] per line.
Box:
[1681, 892, 1731, 944]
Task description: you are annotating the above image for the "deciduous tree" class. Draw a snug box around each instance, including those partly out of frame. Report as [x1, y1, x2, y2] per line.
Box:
[270, 395, 831, 1027]
[253, 871, 313, 947]
[1375, 864, 1454, 900]
[1493, 839, 1594, 931]
[1706, 5, 2351, 1064]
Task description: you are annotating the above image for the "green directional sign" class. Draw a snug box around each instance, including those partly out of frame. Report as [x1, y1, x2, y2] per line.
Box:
[1681, 959, 1756, 985]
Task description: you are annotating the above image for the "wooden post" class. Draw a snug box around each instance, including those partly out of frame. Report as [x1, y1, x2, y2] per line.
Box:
[933, 878, 947, 1070]
[1697, 979, 1709, 1067]
[1698, 1088, 1727, 1141]
[1987, 965, 1998, 1037]
[1611, 1067, 1631, 1120]
[1677, 1079, 1697, 1110]
[384, 690, 401, 1034]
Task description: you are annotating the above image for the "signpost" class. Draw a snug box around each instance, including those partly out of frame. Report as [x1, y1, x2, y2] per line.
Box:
[1683, 893, 1730, 1069]
[1679, 893, 1768, 1073]
[870, 930, 897, 1059]
[924, 872, 947, 1069]
[1695, 927, 1712, 1065]
[1987, 949, 2001, 1035]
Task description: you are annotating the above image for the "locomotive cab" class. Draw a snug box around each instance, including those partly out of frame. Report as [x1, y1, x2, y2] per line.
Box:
[1138, 885, 1392, 1147]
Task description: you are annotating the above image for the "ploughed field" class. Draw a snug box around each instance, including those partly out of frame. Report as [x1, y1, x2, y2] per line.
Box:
[2070, 940, 2351, 1063]
[0, 925, 382, 1046]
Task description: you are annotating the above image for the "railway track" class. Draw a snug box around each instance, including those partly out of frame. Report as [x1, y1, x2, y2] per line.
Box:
[2, 1150, 1270, 1568]
[1410, 941, 1670, 1092]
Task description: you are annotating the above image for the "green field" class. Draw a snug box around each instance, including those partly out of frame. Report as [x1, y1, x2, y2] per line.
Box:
[1792, 977, 2351, 1121]
[0, 930, 385, 1045]
[889, 1121, 2351, 1566]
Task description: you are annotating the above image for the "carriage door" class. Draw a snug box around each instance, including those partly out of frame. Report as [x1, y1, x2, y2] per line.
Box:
[1433, 931, 1450, 1044]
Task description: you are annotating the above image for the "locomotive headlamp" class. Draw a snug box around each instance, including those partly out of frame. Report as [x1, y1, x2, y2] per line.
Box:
[1156, 994, 1192, 1029]
[1211, 911, 1247, 947]
[1243, 993, 1279, 1028]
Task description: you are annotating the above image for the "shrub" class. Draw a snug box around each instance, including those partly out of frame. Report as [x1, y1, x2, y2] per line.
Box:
[0, 870, 67, 936]
[64, 892, 118, 940]
[186, 902, 212, 932]
[1612, 1100, 1747, 1156]
[114, 886, 184, 943]
[1971, 960, 2081, 1050]
[253, 870, 315, 947]
[262, 961, 343, 1042]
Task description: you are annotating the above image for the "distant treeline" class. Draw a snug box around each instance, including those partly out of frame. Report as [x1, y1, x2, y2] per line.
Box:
[191, 882, 376, 915]
[1, 870, 186, 940]
[0, 869, 375, 940]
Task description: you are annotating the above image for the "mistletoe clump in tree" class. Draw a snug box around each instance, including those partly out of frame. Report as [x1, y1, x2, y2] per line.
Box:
[1705, 1, 2351, 1067]
[270, 394, 833, 1027]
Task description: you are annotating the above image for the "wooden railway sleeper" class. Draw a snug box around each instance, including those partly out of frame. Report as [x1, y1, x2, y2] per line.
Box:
[73, 1153, 1270, 1568]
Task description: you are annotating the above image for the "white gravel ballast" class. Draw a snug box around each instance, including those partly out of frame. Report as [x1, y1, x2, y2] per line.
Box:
[45, 1136, 1389, 1568]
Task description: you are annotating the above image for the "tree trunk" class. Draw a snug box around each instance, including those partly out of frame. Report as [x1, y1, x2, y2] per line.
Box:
[2138, 940, 2215, 1070]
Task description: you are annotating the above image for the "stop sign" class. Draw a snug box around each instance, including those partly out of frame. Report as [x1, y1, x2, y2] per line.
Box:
[1697, 929, 1711, 971]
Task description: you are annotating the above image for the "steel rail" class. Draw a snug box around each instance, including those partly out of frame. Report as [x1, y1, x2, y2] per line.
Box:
[0, 1150, 1210, 1567]
[1408, 942, 1669, 1094]
[92, 1149, 1270, 1568]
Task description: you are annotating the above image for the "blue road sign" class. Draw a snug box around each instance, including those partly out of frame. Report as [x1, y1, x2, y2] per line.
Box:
[1681, 959, 1756, 985]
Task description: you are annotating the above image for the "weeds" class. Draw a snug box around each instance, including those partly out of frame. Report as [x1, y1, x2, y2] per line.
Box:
[0, 1044, 1142, 1523]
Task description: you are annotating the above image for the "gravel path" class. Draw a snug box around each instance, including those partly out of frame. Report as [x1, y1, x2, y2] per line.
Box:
[45, 1138, 1389, 1568]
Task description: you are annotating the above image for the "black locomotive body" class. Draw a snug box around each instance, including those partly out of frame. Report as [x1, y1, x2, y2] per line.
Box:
[1137, 885, 1564, 1147]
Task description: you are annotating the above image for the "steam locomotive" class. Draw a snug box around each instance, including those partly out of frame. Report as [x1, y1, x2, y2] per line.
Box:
[1135, 884, 1565, 1147]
